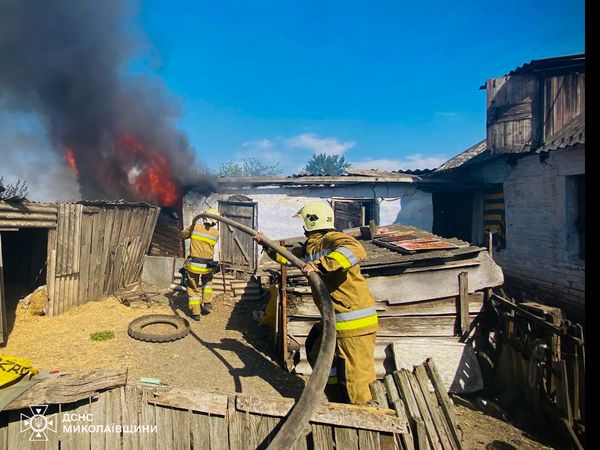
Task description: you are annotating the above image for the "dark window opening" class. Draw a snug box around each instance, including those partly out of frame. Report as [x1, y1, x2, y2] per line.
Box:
[333, 199, 377, 230]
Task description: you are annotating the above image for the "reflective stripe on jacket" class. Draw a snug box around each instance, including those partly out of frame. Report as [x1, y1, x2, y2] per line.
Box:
[185, 260, 212, 274]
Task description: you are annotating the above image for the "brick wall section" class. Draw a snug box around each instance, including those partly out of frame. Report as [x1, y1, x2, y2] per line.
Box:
[468, 146, 585, 321]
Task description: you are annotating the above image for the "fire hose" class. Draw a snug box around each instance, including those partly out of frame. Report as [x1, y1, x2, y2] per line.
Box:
[192, 212, 336, 450]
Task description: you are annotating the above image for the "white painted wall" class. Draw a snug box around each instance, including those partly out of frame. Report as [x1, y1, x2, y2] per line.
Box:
[466, 146, 585, 319]
[183, 183, 433, 250]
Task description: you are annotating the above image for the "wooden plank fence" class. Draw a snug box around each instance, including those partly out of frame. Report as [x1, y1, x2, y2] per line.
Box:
[47, 204, 160, 316]
[0, 385, 408, 450]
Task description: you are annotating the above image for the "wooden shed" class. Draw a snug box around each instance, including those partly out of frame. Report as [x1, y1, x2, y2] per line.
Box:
[0, 200, 160, 344]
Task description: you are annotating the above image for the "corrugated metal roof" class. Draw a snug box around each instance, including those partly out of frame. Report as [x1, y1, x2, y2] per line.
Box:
[480, 53, 585, 89]
[346, 168, 434, 177]
[75, 199, 159, 208]
[506, 53, 585, 76]
[537, 113, 585, 153]
[435, 140, 488, 173]
[217, 174, 420, 186]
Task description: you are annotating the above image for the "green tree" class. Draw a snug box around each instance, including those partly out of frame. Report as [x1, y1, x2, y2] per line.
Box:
[217, 158, 281, 177]
[304, 153, 350, 175]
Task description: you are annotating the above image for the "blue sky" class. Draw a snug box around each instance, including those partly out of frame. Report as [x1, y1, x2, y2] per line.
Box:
[131, 0, 584, 175]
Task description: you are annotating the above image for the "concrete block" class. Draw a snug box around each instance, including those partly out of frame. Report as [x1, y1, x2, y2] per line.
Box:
[142, 255, 177, 288]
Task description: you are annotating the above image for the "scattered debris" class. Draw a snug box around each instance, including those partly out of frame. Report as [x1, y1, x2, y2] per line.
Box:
[139, 377, 162, 385]
[115, 283, 165, 307]
[20, 286, 49, 316]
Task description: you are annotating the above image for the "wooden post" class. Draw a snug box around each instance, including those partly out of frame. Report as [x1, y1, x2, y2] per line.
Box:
[369, 220, 378, 240]
[458, 272, 469, 336]
[487, 231, 493, 257]
[0, 234, 6, 343]
[280, 240, 289, 370]
[171, 256, 177, 286]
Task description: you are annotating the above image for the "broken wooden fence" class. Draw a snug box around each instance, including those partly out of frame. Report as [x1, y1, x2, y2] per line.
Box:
[491, 293, 585, 450]
[1, 383, 407, 449]
[370, 358, 463, 450]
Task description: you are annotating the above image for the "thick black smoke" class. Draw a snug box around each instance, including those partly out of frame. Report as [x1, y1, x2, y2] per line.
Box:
[0, 0, 215, 205]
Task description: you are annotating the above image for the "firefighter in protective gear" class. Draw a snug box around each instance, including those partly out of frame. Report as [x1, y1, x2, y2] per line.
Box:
[180, 208, 220, 320]
[255, 202, 378, 405]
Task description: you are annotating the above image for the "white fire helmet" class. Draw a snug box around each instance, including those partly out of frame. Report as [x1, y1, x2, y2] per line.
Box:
[293, 202, 335, 232]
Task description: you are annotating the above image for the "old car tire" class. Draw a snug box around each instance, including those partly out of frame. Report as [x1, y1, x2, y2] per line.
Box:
[128, 314, 190, 343]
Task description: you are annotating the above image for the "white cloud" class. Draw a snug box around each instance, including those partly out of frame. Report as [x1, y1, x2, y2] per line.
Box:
[351, 153, 449, 171]
[234, 133, 357, 175]
[285, 133, 356, 155]
[242, 139, 274, 150]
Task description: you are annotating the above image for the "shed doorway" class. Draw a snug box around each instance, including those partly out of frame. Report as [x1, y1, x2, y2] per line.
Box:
[0, 229, 48, 343]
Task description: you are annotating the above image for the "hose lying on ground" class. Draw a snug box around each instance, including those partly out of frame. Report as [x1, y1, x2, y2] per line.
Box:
[192, 212, 336, 450]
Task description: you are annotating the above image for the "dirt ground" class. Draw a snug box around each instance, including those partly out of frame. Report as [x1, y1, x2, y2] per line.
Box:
[3, 290, 559, 449]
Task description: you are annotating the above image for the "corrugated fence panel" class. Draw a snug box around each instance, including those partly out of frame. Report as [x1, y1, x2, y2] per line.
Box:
[0, 201, 58, 229]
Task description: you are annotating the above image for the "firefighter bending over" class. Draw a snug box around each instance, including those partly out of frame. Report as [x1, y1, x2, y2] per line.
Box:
[180, 209, 220, 321]
[255, 202, 378, 405]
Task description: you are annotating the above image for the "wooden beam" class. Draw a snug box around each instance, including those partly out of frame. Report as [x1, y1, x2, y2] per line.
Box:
[424, 358, 462, 448]
[5, 369, 128, 410]
[458, 272, 469, 336]
[235, 394, 407, 433]
[393, 370, 429, 450]
[147, 388, 229, 416]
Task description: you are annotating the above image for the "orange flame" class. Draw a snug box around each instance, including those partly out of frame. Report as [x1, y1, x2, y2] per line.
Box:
[64, 147, 79, 176]
[117, 133, 180, 207]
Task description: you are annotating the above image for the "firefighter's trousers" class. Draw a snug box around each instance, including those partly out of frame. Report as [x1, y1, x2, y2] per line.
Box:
[186, 271, 214, 315]
[306, 323, 376, 405]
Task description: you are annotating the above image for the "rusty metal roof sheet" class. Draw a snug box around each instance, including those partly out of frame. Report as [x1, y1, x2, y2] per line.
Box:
[258, 223, 484, 274]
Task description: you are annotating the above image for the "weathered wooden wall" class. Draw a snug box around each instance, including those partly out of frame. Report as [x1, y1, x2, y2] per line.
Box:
[47, 204, 160, 316]
[148, 207, 184, 257]
[486, 74, 539, 154]
[543, 72, 585, 141]
[0, 385, 406, 450]
[486, 69, 585, 155]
